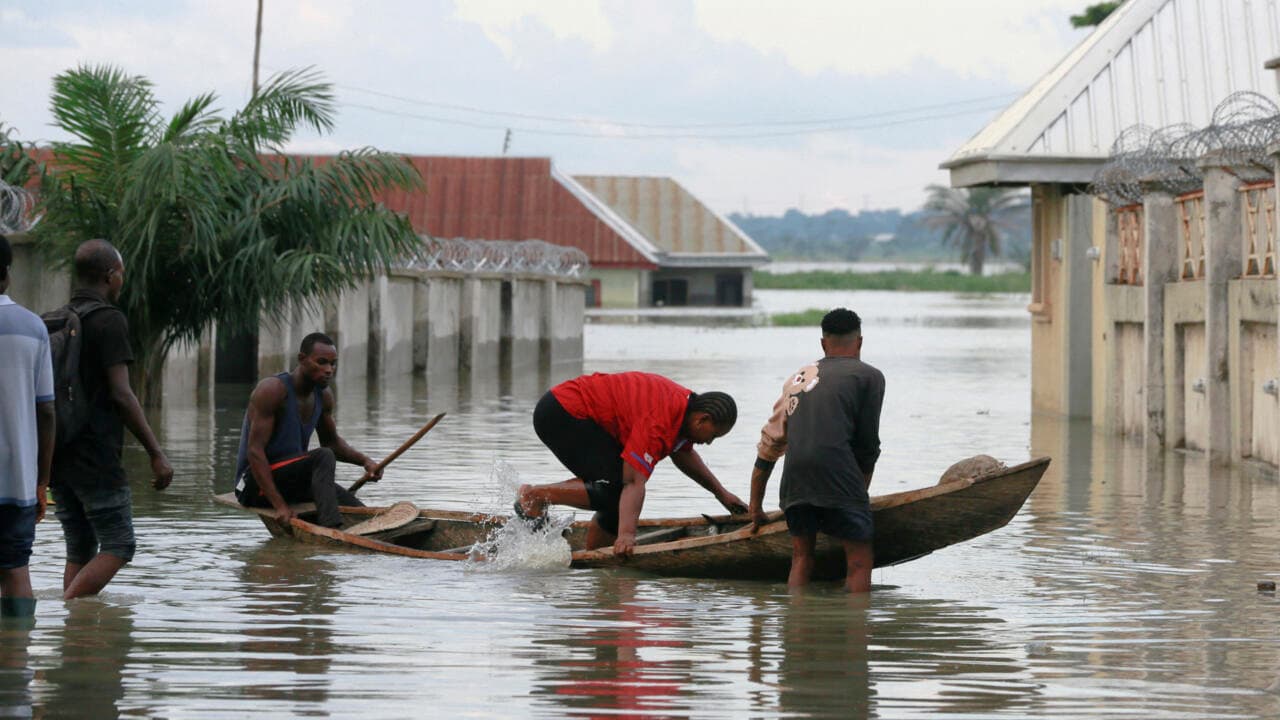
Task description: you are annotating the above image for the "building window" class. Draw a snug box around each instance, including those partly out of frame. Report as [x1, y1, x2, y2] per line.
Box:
[715, 273, 744, 306]
[585, 279, 602, 308]
[652, 279, 688, 307]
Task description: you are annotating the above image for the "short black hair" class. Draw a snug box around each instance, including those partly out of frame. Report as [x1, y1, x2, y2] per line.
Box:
[821, 308, 861, 337]
[74, 239, 122, 284]
[0, 234, 10, 282]
[300, 332, 336, 356]
[689, 391, 737, 429]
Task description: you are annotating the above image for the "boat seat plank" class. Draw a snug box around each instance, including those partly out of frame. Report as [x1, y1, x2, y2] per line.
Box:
[366, 518, 436, 542]
[635, 526, 688, 545]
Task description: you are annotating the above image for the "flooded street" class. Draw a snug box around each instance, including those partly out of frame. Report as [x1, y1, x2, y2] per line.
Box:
[4, 289, 1279, 718]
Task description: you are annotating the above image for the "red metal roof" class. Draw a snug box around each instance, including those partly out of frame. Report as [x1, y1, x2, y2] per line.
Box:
[378, 156, 656, 269]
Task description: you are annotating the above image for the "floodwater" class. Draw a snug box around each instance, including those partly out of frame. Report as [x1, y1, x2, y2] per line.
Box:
[3, 289, 1279, 719]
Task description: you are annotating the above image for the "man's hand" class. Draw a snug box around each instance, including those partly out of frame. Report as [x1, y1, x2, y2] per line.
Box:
[150, 453, 174, 490]
[36, 484, 48, 523]
[274, 503, 297, 524]
[718, 491, 749, 515]
[748, 504, 771, 534]
[362, 457, 383, 482]
[613, 532, 637, 558]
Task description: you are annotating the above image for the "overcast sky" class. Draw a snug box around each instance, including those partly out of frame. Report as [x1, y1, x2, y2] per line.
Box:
[1, 1, 1093, 214]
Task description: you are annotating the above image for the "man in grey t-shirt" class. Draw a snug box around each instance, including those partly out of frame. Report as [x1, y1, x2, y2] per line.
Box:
[748, 308, 885, 593]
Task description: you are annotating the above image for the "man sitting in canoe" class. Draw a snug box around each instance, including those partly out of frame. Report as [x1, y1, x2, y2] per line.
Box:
[233, 332, 382, 527]
[748, 308, 885, 593]
[515, 372, 748, 557]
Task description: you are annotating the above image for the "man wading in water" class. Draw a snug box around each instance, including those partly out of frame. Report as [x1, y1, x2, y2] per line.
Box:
[233, 333, 382, 527]
[748, 308, 884, 593]
[515, 371, 748, 557]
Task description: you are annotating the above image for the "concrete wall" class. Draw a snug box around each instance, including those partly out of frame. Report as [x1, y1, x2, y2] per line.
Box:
[545, 279, 587, 366]
[1228, 279, 1279, 465]
[503, 278, 545, 372]
[4, 234, 69, 315]
[325, 281, 370, 383]
[1163, 281, 1206, 451]
[588, 268, 646, 308]
[460, 276, 503, 374]
[371, 273, 417, 377]
[1028, 186, 1093, 418]
[413, 272, 462, 377]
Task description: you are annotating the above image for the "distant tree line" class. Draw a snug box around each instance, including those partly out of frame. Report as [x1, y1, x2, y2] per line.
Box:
[730, 196, 1031, 271]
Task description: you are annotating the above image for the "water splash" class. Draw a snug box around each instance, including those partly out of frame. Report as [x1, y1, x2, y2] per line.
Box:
[462, 460, 574, 572]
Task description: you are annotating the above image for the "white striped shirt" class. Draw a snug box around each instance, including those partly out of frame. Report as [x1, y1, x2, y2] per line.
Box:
[0, 295, 54, 506]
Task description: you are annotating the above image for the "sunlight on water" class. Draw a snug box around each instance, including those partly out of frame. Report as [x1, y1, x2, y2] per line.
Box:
[462, 460, 574, 572]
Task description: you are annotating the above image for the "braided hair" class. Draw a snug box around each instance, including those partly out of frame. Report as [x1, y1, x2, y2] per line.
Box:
[688, 391, 737, 430]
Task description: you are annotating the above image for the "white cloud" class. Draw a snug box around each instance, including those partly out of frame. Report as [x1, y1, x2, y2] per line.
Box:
[693, 0, 1084, 85]
[451, 0, 615, 58]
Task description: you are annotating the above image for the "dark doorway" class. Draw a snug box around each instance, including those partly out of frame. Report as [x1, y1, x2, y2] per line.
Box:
[715, 273, 744, 306]
[585, 279, 602, 308]
[652, 278, 688, 307]
[216, 327, 259, 383]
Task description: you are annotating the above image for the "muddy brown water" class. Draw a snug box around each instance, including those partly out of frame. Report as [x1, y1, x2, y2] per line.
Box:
[2, 289, 1277, 718]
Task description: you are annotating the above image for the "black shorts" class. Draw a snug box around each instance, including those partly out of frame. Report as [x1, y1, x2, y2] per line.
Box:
[533, 391, 625, 535]
[784, 503, 873, 542]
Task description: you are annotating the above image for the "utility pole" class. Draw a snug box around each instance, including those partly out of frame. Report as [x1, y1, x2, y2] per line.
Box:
[502, 128, 512, 154]
[252, 0, 264, 96]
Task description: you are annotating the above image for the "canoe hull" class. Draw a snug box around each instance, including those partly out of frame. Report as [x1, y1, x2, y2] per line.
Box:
[214, 457, 1049, 582]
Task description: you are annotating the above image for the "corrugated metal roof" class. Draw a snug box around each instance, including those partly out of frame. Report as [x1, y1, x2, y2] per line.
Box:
[373, 156, 658, 268]
[945, 0, 1280, 186]
[573, 175, 768, 263]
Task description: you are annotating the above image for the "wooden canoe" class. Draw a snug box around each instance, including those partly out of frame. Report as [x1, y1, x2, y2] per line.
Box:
[213, 456, 1049, 581]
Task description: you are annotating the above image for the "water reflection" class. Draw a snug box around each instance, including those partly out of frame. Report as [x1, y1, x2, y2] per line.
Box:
[0, 620, 36, 718]
[38, 602, 138, 719]
[530, 576, 696, 716]
[235, 543, 338, 713]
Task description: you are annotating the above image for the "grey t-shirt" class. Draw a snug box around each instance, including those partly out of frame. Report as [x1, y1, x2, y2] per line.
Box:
[757, 356, 885, 511]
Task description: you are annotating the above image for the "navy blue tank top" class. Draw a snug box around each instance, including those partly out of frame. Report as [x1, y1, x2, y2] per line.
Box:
[234, 372, 324, 480]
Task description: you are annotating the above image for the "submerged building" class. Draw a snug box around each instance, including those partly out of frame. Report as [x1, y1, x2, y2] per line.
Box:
[943, 0, 1280, 466]
[374, 157, 767, 309]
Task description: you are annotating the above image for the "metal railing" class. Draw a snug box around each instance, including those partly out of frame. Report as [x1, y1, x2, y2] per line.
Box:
[405, 237, 589, 278]
[1241, 182, 1276, 278]
[1115, 204, 1144, 285]
[1176, 191, 1205, 281]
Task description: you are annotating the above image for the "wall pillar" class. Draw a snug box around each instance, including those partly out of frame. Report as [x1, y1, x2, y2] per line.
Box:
[413, 273, 462, 377]
[1141, 189, 1179, 448]
[1200, 158, 1244, 465]
[501, 277, 544, 373]
[460, 275, 502, 373]
[1063, 193, 1095, 418]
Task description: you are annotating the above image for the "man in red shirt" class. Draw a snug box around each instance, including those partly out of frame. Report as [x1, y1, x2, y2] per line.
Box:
[516, 372, 747, 557]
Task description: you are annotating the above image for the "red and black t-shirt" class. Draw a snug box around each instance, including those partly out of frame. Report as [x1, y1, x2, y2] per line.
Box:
[550, 372, 692, 478]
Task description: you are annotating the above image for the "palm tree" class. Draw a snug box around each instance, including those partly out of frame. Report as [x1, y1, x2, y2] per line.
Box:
[28, 65, 424, 404]
[922, 185, 1029, 276]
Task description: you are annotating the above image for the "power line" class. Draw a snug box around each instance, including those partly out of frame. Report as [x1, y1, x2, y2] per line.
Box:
[333, 82, 1020, 130]
[340, 100, 1010, 140]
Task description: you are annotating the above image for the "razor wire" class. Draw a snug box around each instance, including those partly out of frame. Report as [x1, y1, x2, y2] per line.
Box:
[0, 180, 38, 234]
[1092, 92, 1280, 204]
[405, 237, 589, 277]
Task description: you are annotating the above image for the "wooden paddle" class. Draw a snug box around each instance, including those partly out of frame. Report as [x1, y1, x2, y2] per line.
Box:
[347, 412, 446, 494]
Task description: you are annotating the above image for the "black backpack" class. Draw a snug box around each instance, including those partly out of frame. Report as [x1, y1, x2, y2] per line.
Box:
[41, 300, 109, 448]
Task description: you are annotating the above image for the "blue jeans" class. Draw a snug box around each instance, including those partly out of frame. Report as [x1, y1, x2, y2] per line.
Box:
[52, 480, 135, 564]
[0, 504, 38, 570]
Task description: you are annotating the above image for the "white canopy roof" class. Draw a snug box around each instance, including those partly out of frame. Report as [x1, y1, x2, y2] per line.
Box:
[944, 0, 1280, 187]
